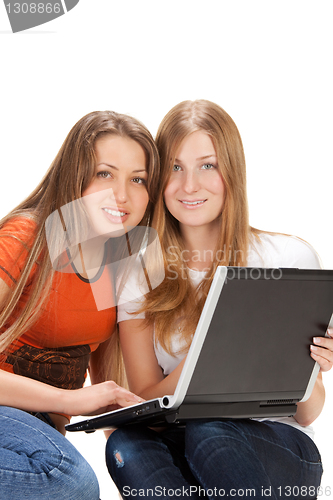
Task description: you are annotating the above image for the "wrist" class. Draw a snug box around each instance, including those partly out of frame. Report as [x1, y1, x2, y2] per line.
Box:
[51, 387, 74, 416]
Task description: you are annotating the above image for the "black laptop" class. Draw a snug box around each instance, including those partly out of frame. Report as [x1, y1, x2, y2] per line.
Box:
[66, 266, 333, 433]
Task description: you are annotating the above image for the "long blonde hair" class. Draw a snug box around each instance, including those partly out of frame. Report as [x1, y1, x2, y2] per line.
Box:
[0, 111, 160, 382]
[144, 100, 258, 355]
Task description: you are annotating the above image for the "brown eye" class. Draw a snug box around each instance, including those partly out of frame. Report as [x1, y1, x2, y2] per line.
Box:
[97, 171, 111, 179]
[132, 177, 146, 185]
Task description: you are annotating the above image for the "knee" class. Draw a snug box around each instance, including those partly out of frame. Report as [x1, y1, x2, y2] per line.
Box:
[106, 442, 125, 476]
[0, 407, 99, 499]
[106, 426, 165, 482]
[106, 427, 139, 457]
[106, 428, 141, 476]
[39, 442, 100, 499]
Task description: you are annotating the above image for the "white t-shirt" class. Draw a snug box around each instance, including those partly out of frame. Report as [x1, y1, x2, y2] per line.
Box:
[118, 232, 322, 439]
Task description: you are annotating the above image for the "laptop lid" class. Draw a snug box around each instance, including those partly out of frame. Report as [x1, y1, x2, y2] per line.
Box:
[177, 267, 333, 406]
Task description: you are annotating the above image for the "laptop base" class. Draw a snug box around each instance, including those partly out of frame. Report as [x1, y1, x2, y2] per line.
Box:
[166, 401, 298, 424]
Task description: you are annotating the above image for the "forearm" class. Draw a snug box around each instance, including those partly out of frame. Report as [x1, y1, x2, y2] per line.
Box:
[119, 319, 186, 400]
[294, 374, 325, 427]
[136, 359, 185, 400]
[0, 368, 143, 417]
[0, 369, 66, 413]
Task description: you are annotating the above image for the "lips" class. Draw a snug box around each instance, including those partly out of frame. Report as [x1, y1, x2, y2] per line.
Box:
[179, 199, 207, 208]
[102, 207, 129, 224]
[103, 207, 128, 217]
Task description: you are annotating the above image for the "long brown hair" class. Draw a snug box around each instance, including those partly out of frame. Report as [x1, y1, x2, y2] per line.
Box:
[0, 111, 160, 382]
[144, 100, 258, 355]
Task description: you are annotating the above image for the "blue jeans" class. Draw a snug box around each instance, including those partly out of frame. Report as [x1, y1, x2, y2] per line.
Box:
[106, 419, 323, 499]
[0, 406, 100, 499]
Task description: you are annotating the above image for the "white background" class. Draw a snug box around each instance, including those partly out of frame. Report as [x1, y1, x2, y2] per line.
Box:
[0, 1, 332, 498]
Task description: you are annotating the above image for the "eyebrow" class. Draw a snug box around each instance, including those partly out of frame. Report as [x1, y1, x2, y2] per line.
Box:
[174, 154, 217, 163]
[97, 162, 147, 173]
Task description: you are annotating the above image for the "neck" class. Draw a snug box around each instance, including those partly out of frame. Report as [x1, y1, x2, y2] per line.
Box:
[179, 223, 219, 271]
[72, 237, 106, 279]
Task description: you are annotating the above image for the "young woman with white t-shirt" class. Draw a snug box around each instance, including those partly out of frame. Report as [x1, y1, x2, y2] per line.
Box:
[106, 100, 333, 499]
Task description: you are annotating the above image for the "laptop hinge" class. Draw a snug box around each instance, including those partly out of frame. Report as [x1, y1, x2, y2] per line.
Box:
[167, 401, 298, 423]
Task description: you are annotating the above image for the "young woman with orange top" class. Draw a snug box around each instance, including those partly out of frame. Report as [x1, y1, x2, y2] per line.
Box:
[0, 110, 159, 499]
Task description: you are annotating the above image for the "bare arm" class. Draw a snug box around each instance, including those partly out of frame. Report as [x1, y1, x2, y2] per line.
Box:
[0, 368, 143, 416]
[294, 331, 333, 426]
[119, 318, 185, 400]
[294, 372, 325, 426]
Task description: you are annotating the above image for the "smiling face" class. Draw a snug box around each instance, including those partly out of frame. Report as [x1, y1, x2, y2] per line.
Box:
[82, 134, 149, 239]
[163, 130, 225, 235]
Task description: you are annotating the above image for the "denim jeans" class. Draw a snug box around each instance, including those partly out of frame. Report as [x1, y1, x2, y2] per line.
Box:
[0, 406, 100, 500]
[106, 419, 323, 499]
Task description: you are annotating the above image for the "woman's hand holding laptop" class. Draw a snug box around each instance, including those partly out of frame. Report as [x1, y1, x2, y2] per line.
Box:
[311, 328, 333, 372]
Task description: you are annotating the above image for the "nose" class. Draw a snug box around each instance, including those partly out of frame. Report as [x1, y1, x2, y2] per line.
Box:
[110, 180, 128, 205]
[182, 170, 200, 194]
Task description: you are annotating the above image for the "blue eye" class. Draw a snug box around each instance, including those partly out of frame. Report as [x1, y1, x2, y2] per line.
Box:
[201, 163, 215, 170]
[173, 164, 182, 171]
